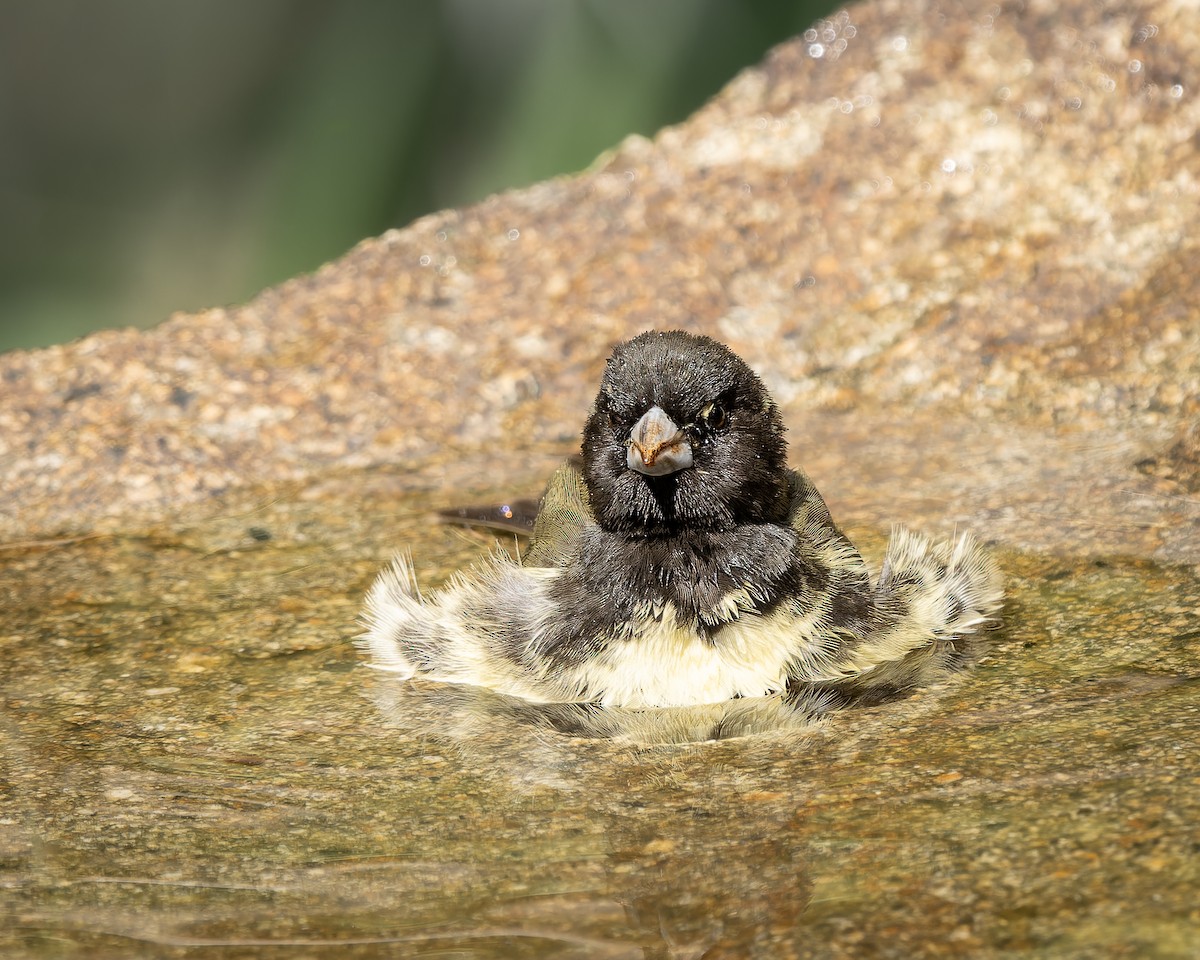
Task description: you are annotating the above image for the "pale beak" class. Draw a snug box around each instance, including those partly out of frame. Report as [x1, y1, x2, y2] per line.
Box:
[626, 405, 693, 476]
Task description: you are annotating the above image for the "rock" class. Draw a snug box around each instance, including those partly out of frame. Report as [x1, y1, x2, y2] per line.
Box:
[1, 0, 1197, 564]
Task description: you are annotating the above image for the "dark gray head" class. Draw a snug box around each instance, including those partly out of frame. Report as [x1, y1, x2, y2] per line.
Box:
[581, 330, 790, 534]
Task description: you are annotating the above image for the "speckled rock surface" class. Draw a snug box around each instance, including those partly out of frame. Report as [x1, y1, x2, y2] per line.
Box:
[2, 0, 1198, 561]
[2, 1, 1199, 957]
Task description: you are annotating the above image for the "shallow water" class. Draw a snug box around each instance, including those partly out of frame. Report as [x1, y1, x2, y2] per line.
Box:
[2, 479, 1197, 958]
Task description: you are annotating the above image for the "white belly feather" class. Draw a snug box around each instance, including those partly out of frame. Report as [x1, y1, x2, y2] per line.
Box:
[556, 600, 829, 707]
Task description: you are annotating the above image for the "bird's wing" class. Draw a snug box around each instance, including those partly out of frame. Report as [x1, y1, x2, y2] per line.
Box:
[522, 458, 595, 567]
[784, 468, 870, 576]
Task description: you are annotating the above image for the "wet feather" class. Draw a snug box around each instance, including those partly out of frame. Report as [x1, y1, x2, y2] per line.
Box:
[360, 330, 1004, 708]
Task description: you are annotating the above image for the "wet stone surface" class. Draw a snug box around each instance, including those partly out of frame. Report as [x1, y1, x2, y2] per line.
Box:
[2, 478, 1198, 958]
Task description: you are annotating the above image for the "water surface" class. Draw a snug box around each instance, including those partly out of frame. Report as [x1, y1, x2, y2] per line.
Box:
[2, 478, 1197, 957]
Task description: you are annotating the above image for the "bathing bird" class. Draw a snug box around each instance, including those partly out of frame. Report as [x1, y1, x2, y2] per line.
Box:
[361, 330, 1003, 708]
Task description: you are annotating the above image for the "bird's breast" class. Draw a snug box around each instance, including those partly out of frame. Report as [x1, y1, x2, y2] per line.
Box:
[554, 599, 832, 708]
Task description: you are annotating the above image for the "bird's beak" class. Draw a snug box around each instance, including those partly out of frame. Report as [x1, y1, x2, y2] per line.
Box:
[626, 405, 693, 476]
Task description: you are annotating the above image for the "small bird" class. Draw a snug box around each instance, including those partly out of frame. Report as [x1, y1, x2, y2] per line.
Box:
[361, 330, 1003, 708]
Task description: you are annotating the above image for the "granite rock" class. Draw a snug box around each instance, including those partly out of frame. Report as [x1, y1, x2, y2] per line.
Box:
[1, 0, 1197, 565]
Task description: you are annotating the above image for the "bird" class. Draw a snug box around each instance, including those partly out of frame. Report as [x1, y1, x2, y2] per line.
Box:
[360, 330, 1003, 709]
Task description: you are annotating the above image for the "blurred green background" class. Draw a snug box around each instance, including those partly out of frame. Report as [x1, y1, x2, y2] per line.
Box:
[0, 0, 832, 353]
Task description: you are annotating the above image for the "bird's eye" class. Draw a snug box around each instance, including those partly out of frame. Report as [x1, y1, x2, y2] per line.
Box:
[698, 401, 727, 430]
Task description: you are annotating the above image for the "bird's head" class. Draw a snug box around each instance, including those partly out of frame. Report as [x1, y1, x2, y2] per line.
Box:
[581, 330, 790, 534]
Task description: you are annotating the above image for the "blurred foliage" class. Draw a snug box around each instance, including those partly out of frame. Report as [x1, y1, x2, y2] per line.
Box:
[0, 0, 832, 352]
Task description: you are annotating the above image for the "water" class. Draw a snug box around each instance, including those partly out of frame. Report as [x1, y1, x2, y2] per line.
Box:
[2, 481, 1197, 957]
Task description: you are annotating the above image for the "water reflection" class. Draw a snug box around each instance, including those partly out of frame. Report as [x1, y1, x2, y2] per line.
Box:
[5, 672, 821, 958]
[367, 677, 819, 956]
[369, 676, 836, 746]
